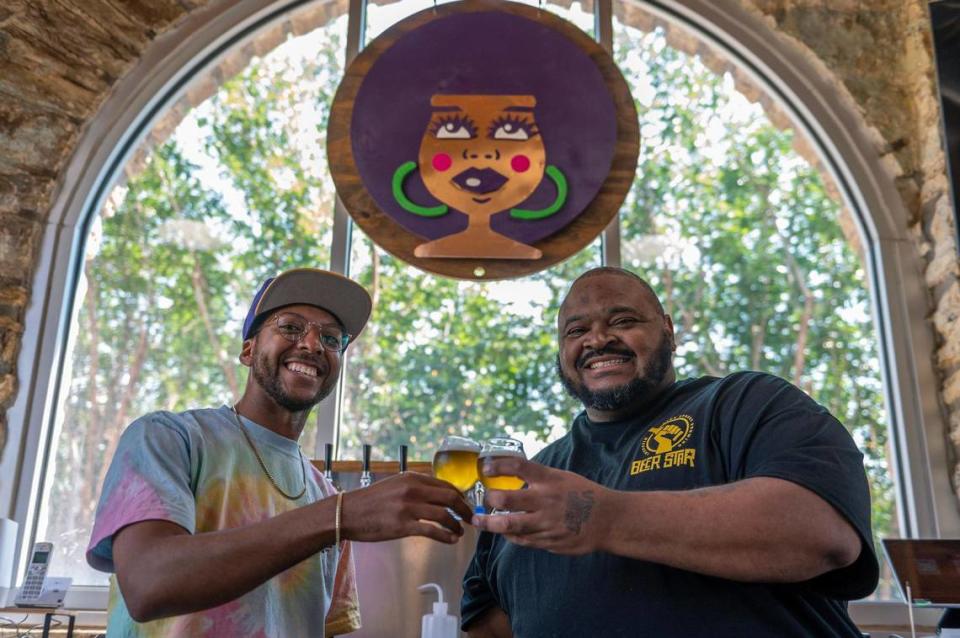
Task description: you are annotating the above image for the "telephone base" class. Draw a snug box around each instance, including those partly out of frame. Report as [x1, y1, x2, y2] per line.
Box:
[14, 576, 72, 608]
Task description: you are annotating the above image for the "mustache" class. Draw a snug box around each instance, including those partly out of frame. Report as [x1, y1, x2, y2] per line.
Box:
[576, 346, 635, 369]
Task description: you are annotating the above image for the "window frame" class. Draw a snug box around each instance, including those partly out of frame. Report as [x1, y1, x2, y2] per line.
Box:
[0, 0, 954, 624]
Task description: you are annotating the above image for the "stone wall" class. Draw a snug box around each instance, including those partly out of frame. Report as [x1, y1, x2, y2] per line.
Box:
[0, 0, 218, 454]
[0, 0, 957, 502]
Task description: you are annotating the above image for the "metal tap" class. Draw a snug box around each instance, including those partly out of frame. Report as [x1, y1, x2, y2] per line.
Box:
[398, 444, 408, 473]
[360, 444, 373, 487]
[323, 442, 337, 490]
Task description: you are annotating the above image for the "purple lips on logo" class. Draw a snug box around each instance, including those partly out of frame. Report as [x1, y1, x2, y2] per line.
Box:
[452, 168, 508, 195]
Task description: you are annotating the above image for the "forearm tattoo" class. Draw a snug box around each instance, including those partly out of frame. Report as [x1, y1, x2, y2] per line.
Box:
[564, 490, 595, 534]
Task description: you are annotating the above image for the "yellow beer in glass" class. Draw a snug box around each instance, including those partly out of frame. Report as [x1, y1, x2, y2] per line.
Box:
[433, 436, 481, 493]
[478, 437, 526, 492]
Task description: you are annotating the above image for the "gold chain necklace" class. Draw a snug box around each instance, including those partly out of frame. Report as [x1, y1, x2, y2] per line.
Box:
[231, 405, 307, 501]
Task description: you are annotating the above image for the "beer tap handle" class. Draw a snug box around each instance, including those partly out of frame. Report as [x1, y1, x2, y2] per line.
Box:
[360, 444, 372, 487]
[324, 443, 333, 476]
[398, 444, 408, 473]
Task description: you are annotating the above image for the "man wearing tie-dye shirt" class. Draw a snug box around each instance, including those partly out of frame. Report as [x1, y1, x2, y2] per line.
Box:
[87, 268, 473, 637]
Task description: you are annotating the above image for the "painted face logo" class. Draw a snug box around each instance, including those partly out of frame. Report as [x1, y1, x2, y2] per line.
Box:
[393, 94, 566, 260]
[630, 415, 696, 475]
[329, 5, 639, 280]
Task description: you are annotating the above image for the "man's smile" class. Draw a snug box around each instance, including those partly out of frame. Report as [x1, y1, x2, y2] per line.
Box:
[577, 347, 636, 370]
[285, 362, 318, 377]
[283, 357, 326, 380]
[584, 357, 631, 370]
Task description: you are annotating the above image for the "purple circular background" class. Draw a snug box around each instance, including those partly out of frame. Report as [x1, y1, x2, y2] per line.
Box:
[350, 10, 618, 243]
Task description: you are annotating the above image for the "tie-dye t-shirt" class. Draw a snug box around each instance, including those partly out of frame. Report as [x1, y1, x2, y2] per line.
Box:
[86, 405, 360, 637]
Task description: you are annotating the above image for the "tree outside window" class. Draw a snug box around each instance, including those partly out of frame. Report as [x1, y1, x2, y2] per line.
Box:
[33, 2, 894, 598]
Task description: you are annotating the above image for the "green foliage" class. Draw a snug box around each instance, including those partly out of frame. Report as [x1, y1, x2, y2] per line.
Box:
[614, 24, 893, 550]
[43, 23, 347, 585]
[339, 239, 596, 460]
[43, 12, 895, 588]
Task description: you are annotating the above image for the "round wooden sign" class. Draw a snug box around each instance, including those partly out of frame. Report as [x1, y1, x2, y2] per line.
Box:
[328, 0, 638, 280]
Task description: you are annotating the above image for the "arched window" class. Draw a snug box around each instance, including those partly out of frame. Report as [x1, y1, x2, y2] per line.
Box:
[614, 10, 895, 596]
[5, 0, 953, 620]
[34, 7, 350, 587]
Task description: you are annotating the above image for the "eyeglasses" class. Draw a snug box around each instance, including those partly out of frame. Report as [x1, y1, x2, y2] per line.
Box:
[266, 313, 352, 353]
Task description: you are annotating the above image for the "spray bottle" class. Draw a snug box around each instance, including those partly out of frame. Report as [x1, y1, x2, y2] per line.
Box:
[418, 582, 458, 638]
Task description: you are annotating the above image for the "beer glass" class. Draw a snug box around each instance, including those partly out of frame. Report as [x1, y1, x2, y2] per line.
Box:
[478, 437, 526, 492]
[433, 436, 481, 493]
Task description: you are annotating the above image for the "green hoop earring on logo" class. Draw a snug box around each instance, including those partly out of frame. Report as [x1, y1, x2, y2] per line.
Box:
[509, 165, 568, 220]
[391, 161, 449, 217]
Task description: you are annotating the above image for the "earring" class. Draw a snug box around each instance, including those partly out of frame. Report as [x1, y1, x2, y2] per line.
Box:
[391, 161, 448, 217]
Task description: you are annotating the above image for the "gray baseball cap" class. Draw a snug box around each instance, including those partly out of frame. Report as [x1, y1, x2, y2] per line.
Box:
[242, 268, 372, 341]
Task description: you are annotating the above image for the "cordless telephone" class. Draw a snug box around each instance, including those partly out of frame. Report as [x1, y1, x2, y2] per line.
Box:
[14, 542, 71, 608]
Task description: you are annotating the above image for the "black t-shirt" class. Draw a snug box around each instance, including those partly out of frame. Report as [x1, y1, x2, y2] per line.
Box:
[461, 372, 879, 637]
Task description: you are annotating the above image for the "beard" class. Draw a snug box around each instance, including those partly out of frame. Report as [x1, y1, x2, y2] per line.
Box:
[251, 350, 335, 412]
[557, 330, 674, 413]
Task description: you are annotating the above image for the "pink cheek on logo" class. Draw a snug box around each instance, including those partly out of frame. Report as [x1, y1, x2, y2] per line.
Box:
[432, 153, 453, 172]
[511, 154, 531, 173]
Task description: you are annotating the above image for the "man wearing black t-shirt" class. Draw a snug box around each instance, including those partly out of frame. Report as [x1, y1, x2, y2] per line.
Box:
[461, 267, 878, 638]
